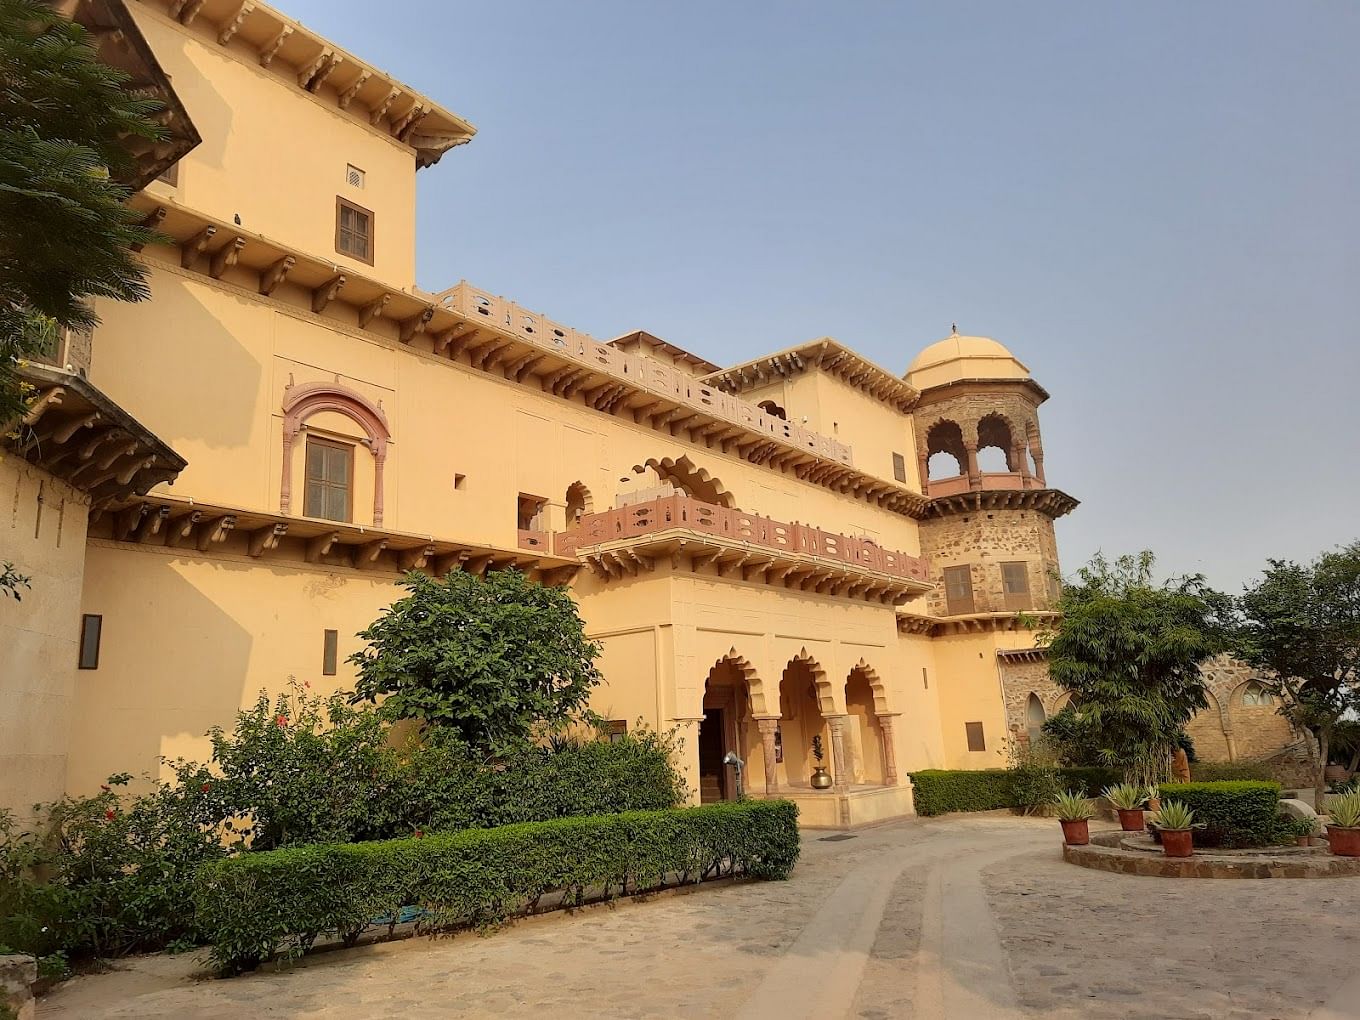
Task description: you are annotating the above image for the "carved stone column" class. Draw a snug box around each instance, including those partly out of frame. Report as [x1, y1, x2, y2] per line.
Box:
[827, 715, 850, 794]
[878, 713, 901, 786]
[1031, 446, 1046, 486]
[1015, 442, 1033, 489]
[755, 717, 781, 795]
[964, 441, 981, 491]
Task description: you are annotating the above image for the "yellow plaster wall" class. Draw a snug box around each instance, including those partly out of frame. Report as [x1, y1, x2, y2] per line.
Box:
[931, 632, 1014, 769]
[87, 263, 925, 556]
[0, 460, 89, 821]
[130, 5, 418, 289]
[70, 540, 409, 794]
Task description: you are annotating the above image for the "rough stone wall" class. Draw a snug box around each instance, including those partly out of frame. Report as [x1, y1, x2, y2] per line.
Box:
[999, 652, 1302, 767]
[917, 508, 1060, 617]
[912, 389, 1042, 465]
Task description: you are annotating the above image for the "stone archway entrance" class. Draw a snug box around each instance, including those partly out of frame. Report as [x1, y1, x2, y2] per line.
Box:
[698, 653, 758, 803]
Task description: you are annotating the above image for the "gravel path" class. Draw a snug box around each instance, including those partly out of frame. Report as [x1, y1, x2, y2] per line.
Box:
[38, 814, 1360, 1019]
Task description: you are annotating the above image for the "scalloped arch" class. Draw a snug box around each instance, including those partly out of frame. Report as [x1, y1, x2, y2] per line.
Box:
[637, 455, 735, 508]
[280, 381, 392, 524]
[784, 647, 835, 716]
[708, 647, 769, 715]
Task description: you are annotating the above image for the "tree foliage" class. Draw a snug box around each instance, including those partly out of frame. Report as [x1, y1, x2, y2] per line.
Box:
[1237, 541, 1360, 796]
[349, 570, 603, 753]
[0, 0, 164, 424]
[1044, 551, 1230, 787]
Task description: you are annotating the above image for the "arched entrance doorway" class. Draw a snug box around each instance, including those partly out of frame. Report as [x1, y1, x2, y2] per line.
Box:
[698, 652, 759, 803]
[845, 664, 887, 785]
[777, 652, 829, 789]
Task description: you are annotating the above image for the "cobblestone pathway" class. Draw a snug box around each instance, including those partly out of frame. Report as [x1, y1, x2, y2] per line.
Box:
[40, 815, 1360, 1019]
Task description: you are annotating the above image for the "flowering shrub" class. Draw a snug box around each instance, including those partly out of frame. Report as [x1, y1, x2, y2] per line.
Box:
[195, 800, 800, 974]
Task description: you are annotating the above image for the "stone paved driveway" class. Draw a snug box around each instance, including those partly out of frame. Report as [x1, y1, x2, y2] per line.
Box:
[39, 814, 1360, 1019]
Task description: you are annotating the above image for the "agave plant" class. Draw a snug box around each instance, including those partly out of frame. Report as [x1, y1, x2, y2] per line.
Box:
[1329, 791, 1360, 828]
[1054, 790, 1095, 822]
[1102, 783, 1147, 811]
[1153, 800, 1195, 831]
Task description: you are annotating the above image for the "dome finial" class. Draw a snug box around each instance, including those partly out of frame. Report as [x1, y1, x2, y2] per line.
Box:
[950, 322, 958, 336]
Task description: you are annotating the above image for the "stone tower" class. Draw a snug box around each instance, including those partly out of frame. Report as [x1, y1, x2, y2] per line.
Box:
[905, 335, 1078, 620]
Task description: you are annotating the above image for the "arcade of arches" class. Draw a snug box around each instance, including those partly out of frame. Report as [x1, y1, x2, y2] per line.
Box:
[697, 650, 900, 807]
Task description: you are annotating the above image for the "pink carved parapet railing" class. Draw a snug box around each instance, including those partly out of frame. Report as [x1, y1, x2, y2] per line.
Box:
[553, 495, 930, 583]
[438, 282, 854, 467]
[925, 472, 1026, 498]
[517, 529, 551, 552]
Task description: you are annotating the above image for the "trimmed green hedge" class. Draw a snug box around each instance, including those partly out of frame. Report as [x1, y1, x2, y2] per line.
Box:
[909, 767, 1122, 816]
[195, 800, 799, 973]
[1157, 780, 1283, 848]
[1189, 761, 1274, 783]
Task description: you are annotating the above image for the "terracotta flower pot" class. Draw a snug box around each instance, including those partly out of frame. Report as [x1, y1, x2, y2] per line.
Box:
[1146, 798, 1162, 813]
[1117, 808, 1145, 832]
[1060, 819, 1090, 846]
[1325, 764, 1349, 784]
[1296, 835, 1311, 847]
[1327, 825, 1360, 857]
[1161, 828, 1193, 858]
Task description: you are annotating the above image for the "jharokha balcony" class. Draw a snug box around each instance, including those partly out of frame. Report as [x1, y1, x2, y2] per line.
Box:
[545, 494, 932, 605]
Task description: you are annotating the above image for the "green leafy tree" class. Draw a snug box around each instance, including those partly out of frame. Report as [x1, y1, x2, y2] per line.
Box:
[1044, 551, 1230, 788]
[350, 569, 602, 754]
[0, 0, 165, 426]
[1237, 541, 1360, 800]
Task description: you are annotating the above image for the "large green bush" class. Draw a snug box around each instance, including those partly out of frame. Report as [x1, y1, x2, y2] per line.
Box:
[0, 688, 686, 964]
[909, 767, 1123, 816]
[1189, 761, 1274, 783]
[195, 801, 800, 974]
[1157, 780, 1284, 847]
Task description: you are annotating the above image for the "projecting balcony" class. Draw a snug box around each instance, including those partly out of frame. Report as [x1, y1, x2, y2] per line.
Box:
[550, 495, 932, 605]
[924, 471, 1032, 498]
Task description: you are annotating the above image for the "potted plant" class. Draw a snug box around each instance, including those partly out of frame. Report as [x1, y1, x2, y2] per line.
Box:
[1293, 816, 1320, 847]
[1325, 791, 1360, 857]
[1103, 782, 1147, 831]
[1054, 790, 1095, 845]
[810, 734, 833, 789]
[1153, 800, 1196, 857]
[1144, 785, 1162, 814]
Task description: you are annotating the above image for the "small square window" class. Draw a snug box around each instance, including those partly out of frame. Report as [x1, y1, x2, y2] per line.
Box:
[335, 196, 374, 265]
[322, 629, 339, 676]
[79, 614, 102, 670]
[965, 721, 986, 752]
[892, 452, 907, 483]
[346, 164, 365, 189]
[604, 720, 628, 744]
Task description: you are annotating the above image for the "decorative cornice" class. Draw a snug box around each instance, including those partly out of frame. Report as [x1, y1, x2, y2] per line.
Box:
[913, 375, 1051, 406]
[895, 609, 1060, 637]
[703, 338, 919, 414]
[921, 487, 1079, 520]
[997, 646, 1050, 663]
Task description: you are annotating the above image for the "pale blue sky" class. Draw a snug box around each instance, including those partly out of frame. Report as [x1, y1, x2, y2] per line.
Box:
[289, 0, 1359, 592]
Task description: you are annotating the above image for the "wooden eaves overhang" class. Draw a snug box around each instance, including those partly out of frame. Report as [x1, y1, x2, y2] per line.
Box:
[703, 338, 920, 414]
[92, 494, 582, 586]
[130, 196, 932, 519]
[8, 362, 187, 506]
[895, 609, 1061, 637]
[134, 0, 475, 168]
[55, 0, 202, 190]
[576, 531, 933, 607]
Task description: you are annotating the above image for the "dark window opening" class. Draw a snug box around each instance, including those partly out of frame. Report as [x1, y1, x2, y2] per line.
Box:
[604, 720, 628, 743]
[892, 452, 907, 483]
[965, 721, 986, 752]
[517, 493, 547, 531]
[322, 629, 339, 676]
[79, 614, 102, 670]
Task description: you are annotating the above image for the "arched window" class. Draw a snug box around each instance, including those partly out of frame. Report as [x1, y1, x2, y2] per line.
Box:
[925, 420, 966, 480]
[976, 413, 1015, 473]
[1241, 682, 1274, 707]
[757, 399, 787, 421]
[280, 381, 390, 525]
[1026, 692, 1046, 744]
[635, 456, 735, 507]
[565, 481, 593, 525]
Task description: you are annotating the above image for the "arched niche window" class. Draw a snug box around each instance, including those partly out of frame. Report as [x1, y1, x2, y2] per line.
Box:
[925, 420, 966, 480]
[280, 381, 390, 525]
[1241, 682, 1274, 707]
[565, 481, 593, 526]
[976, 413, 1015, 473]
[1026, 692, 1047, 744]
[757, 399, 787, 421]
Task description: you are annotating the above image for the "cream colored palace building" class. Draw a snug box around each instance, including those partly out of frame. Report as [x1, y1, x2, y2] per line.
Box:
[3, 0, 1297, 828]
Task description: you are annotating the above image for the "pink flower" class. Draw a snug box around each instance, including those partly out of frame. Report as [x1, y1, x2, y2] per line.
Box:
[414, 830, 424, 839]
[105, 809, 115, 821]
[276, 715, 288, 728]
[201, 783, 212, 792]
